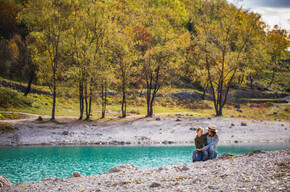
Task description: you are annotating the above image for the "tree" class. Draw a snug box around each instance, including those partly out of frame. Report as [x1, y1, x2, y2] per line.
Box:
[267, 25, 290, 86]
[134, 1, 189, 117]
[19, 0, 72, 120]
[192, 0, 267, 116]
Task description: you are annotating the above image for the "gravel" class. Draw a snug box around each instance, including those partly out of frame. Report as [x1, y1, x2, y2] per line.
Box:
[1, 149, 289, 192]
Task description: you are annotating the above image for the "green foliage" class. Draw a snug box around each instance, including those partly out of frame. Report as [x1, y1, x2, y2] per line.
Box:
[0, 0, 288, 119]
[0, 87, 32, 108]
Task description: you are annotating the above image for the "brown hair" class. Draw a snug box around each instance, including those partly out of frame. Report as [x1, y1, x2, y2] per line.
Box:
[196, 127, 203, 133]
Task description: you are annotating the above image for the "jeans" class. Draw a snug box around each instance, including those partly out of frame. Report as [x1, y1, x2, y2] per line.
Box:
[192, 150, 208, 162]
[208, 145, 217, 159]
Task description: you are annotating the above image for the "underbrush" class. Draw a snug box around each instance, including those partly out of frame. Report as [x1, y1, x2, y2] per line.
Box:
[0, 87, 33, 108]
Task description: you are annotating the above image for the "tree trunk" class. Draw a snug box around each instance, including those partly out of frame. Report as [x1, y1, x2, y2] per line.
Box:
[121, 88, 126, 118]
[101, 82, 107, 119]
[146, 78, 152, 117]
[86, 78, 93, 120]
[84, 80, 88, 118]
[51, 70, 56, 121]
[121, 70, 127, 118]
[249, 76, 254, 89]
[269, 68, 276, 86]
[79, 79, 84, 120]
[24, 71, 35, 96]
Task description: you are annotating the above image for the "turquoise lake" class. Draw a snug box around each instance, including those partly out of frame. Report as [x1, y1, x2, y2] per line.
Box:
[1, 143, 289, 184]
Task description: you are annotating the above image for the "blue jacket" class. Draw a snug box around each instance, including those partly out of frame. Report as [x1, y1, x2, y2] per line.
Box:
[202, 135, 219, 151]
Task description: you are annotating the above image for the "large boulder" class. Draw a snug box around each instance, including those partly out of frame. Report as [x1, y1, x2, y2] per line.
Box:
[0, 176, 12, 188]
[106, 164, 139, 173]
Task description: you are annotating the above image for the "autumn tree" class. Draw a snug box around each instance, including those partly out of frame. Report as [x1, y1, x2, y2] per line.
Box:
[135, 0, 189, 117]
[267, 25, 290, 86]
[19, 0, 72, 120]
[191, 0, 267, 116]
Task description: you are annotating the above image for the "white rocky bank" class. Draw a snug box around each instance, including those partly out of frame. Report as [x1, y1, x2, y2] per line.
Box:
[0, 116, 289, 146]
[0, 149, 289, 192]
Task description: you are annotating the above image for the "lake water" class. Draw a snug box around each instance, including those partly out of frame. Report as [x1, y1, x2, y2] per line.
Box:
[1, 143, 289, 184]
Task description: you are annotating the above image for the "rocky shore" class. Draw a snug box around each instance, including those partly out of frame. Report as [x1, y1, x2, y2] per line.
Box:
[0, 116, 289, 146]
[1, 149, 289, 192]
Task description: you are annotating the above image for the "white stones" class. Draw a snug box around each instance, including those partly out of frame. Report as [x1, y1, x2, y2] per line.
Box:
[106, 164, 139, 173]
[0, 176, 12, 188]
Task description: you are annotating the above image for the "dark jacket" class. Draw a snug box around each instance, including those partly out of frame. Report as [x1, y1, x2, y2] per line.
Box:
[194, 133, 208, 149]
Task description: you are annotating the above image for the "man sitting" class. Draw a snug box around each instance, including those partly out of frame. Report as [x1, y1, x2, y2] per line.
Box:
[202, 125, 219, 160]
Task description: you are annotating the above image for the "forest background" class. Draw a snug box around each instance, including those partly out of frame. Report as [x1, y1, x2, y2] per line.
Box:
[0, 0, 289, 121]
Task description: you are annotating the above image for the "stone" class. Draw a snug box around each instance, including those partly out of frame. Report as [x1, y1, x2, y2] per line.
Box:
[247, 153, 254, 157]
[140, 136, 149, 141]
[234, 105, 241, 109]
[252, 150, 266, 154]
[106, 164, 139, 173]
[150, 182, 161, 188]
[217, 153, 234, 159]
[273, 112, 278, 115]
[176, 118, 181, 121]
[181, 166, 190, 172]
[237, 109, 243, 112]
[208, 117, 211, 119]
[37, 116, 43, 121]
[63, 131, 69, 135]
[231, 123, 235, 126]
[241, 122, 247, 126]
[0, 176, 12, 188]
[155, 117, 161, 121]
[73, 172, 81, 177]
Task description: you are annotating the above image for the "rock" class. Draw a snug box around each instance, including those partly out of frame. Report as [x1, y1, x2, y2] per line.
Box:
[234, 105, 241, 109]
[217, 153, 234, 159]
[73, 172, 81, 177]
[63, 131, 69, 135]
[155, 117, 161, 121]
[231, 116, 234, 118]
[176, 118, 181, 121]
[241, 122, 247, 126]
[181, 166, 190, 172]
[231, 135, 234, 138]
[252, 150, 266, 154]
[273, 112, 278, 115]
[37, 116, 43, 121]
[281, 124, 284, 126]
[140, 136, 149, 141]
[0, 176, 12, 187]
[231, 123, 235, 126]
[106, 164, 139, 173]
[150, 182, 161, 188]
[208, 117, 211, 119]
[189, 127, 197, 131]
[285, 128, 287, 130]
[247, 153, 254, 157]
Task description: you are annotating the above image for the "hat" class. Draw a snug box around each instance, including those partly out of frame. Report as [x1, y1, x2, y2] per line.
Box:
[207, 125, 217, 132]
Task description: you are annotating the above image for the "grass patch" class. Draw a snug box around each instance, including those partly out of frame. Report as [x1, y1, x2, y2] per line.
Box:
[0, 112, 27, 120]
[0, 123, 16, 134]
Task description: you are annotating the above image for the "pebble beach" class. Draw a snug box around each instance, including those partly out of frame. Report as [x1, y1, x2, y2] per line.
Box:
[1, 149, 289, 191]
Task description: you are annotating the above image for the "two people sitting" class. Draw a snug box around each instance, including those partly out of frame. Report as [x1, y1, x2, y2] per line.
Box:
[192, 125, 219, 162]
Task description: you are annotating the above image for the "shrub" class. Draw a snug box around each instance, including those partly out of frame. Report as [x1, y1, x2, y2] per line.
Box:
[0, 87, 33, 108]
